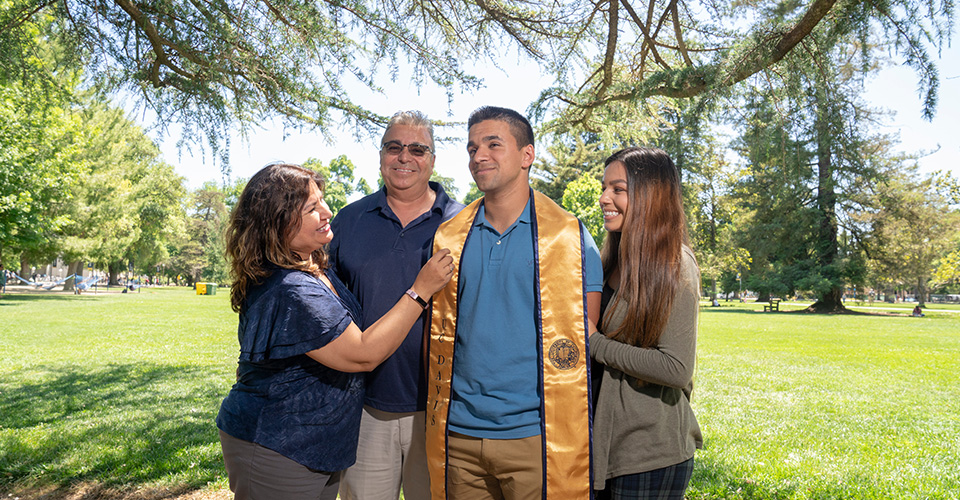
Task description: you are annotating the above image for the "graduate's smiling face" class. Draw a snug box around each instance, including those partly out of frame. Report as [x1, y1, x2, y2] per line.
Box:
[466, 119, 534, 197]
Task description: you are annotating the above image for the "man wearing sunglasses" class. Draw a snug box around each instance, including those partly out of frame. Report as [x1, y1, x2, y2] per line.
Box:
[329, 110, 464, 500]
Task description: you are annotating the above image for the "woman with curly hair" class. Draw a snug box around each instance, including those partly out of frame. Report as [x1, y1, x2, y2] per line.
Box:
[591, 147, 703, 500]
[216, 163, 453, 500]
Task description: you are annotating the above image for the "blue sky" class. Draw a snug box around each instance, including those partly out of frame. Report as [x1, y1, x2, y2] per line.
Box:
[156, 42, 960, 200]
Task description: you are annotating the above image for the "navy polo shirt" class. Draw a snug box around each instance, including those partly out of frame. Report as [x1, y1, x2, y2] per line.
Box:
[328, 182, 464, 412]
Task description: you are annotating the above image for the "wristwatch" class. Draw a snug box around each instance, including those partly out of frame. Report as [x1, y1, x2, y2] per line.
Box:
[405, 288, 428, 309]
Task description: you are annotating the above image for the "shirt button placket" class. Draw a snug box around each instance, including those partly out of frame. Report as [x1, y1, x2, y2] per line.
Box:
[490, 238, 504, 265]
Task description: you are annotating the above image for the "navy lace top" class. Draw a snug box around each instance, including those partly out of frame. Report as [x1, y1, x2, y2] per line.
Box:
[216, 267, 363, 472]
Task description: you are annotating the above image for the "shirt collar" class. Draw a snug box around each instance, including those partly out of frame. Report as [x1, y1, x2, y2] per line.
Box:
[475, 197, 532, 229]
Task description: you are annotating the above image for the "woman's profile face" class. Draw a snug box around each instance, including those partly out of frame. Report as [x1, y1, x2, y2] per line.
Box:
[600, 161, 629, 233]
[288, 181, 334, 259]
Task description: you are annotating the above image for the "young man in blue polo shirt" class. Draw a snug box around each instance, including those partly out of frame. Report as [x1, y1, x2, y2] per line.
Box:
[329, 110, 464, 500]
[426, 106, 603, 500]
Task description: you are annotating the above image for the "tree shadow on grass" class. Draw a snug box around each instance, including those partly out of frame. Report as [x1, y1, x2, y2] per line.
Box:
[0, 293, 104, 306]
[700, 307, 767, 316]
[702, 304, 910, 317]
[0, 363, 229, 493]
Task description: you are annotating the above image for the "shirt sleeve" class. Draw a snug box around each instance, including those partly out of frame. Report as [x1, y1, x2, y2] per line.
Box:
[240, 275, 354, 362]
[589, 251, 699, 388]
[581, 222, 603, 293]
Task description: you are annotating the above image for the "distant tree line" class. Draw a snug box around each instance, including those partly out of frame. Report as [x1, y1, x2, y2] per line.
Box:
[2, 0, 958, 309]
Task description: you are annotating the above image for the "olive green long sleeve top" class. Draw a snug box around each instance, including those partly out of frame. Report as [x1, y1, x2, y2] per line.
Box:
[590, 245, 703, 489]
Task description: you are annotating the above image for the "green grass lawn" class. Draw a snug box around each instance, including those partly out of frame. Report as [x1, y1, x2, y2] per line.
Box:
[0, 288, 237, 496]
[1, 289, 958, 498]
[693, 300, 960, 499]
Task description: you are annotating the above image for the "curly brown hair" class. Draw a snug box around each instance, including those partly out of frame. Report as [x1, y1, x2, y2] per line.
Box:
[225, 163, 328, 312]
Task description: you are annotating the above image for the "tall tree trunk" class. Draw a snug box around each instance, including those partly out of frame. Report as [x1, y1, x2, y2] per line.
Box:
[708, 198, 718, 302]
[917, 277, 926, 307]
[63, 261, 80, 292]
[108, 262, 122, 286]
[807, 95, 846, 313]
[20, 254, 31, 281]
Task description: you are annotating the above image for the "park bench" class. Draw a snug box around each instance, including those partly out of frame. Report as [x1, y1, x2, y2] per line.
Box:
[763, 298, 781, 312]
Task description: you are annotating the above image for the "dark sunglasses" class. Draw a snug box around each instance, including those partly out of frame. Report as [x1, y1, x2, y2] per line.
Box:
[381, 140, 433, 157]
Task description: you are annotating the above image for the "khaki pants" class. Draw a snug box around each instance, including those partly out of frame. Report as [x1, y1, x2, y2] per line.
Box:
[447, 432, 543, 500]
[339, 406, 430, 500]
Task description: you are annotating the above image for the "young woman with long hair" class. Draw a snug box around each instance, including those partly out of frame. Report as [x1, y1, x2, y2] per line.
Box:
[216, 163, 453, 500]
[591, 147, 703, 499]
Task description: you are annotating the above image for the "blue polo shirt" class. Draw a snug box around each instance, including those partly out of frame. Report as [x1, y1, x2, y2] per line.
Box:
[328, 182, 464, 412]
[448, 199, 602, 439]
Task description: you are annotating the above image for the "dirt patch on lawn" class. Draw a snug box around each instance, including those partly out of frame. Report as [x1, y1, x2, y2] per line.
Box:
[1, 483, 231, 500]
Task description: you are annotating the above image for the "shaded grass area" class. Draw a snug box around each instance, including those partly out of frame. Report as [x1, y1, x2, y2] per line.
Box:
[1, 289, 958, 498]
[1, 363, 224, 486]
[0, 288, 236, 495]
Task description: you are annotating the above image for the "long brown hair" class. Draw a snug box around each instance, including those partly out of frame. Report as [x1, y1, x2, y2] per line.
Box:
[600, 147, 690, 347]
[225, 163, 328, 312]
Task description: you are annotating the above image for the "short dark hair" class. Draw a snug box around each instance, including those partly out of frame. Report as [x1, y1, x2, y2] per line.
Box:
[467, 106, 534, 149]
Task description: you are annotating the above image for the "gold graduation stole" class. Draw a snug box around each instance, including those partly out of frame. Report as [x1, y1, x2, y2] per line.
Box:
[426, 190, 592, 499]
